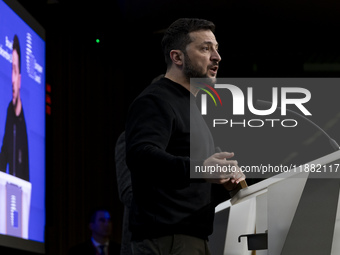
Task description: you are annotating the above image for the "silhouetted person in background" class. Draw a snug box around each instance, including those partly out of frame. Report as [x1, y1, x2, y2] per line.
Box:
[115, 131, 133, 255]
[68, 208, 120, 255]
[115, 75, 165, 255]
[0, 34, 29, 181]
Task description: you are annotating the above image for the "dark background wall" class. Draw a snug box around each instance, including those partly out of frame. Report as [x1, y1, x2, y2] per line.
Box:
[2, 0, 340, 254]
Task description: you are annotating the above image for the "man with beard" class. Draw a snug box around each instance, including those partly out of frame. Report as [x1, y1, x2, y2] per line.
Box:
[0, 34, 29, 181]
[125, 18, 245, 254]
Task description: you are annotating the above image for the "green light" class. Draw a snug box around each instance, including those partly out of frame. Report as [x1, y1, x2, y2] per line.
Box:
[96, 39, 100, 43]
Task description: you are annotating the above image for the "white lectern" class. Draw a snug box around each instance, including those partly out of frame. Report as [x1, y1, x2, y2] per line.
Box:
[0, 171, 31, 239]
[210, 150, 340, 255]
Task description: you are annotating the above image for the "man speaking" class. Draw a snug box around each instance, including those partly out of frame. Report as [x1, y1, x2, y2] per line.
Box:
[0, 34, 29, 182]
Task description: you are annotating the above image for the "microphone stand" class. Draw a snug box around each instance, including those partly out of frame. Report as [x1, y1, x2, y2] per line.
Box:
[256, 99, 340, 151]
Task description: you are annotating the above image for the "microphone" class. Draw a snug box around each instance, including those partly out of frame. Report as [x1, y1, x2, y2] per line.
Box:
[256, 99, 340, 151]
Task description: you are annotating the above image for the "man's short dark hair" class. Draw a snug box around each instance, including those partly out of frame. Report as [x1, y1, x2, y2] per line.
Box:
[161, 18, 215, 68]
[12, 34, 21, 74]
[88, 207, 111, 223]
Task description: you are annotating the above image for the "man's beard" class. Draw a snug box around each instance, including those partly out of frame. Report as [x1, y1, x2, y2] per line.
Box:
[183, 51, 217, 88]
[12, 95, 18, 108]
[183, 51, 208, 81]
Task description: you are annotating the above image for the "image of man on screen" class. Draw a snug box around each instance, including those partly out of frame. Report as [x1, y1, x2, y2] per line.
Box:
[0, 34, 29, 182]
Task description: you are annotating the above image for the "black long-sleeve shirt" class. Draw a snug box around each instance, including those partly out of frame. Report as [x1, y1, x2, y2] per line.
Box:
[125, 77, 230, 241]
[0, 101, 29, 181]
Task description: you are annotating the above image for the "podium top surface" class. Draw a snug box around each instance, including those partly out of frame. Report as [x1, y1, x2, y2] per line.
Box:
[229, 150, 340, 205]
[0, 171, 31, 188]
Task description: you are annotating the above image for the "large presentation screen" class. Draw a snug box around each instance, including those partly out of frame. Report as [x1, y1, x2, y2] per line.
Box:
[0, 0, 45, 253]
